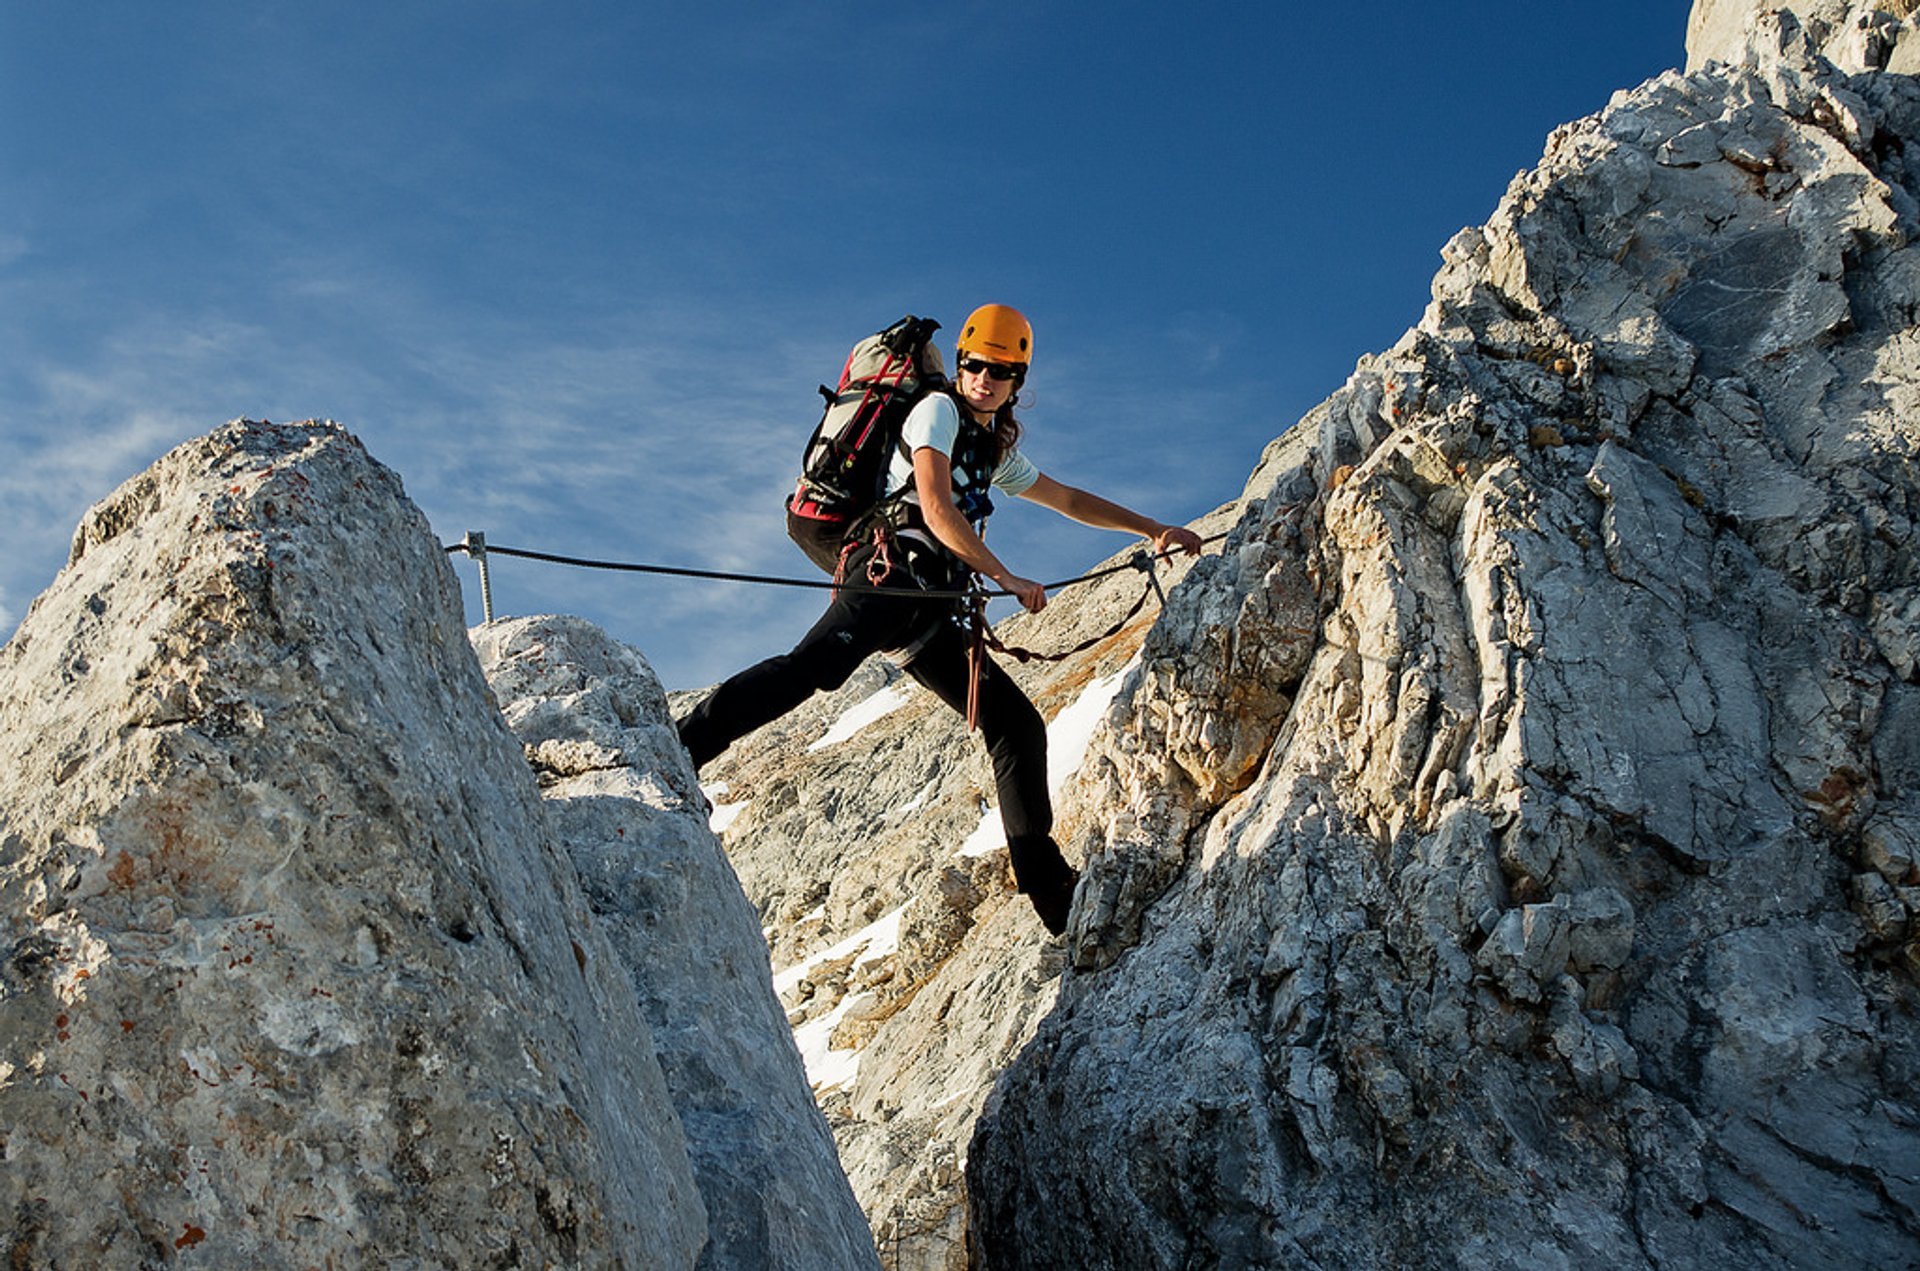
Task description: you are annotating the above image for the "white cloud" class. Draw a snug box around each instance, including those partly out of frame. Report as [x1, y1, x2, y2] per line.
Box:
[0, 269, 859, 685]
[0, 390, 215, 636]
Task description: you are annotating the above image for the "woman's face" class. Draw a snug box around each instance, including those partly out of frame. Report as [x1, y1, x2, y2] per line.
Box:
[956, 354, 1021, 417]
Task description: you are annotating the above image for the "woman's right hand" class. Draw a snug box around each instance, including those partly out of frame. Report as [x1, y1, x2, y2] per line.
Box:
[1000, 574, 1048, 613]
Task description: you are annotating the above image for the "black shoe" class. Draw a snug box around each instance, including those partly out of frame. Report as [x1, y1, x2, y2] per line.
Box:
[1009, 835, 1077, 936]
[1029, 867, 1079, 936]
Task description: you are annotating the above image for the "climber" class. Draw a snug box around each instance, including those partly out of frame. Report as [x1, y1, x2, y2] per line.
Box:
[676, 304, 1203, 934]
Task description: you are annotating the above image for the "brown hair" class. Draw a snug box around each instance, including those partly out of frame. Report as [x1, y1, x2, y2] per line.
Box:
[943, 383, 1023, 467]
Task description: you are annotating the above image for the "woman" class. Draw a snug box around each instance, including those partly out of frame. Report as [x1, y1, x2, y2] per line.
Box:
[677, 304, 1203, 935]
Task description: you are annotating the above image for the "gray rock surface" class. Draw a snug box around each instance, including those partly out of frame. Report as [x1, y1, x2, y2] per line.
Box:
[472, 615, 881, 1271]
[966, 8, 1920, 1267]
[0, 420, 868, 1268]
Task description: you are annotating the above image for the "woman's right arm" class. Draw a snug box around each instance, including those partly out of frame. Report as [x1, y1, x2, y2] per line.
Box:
[911, 446, 1048, 612]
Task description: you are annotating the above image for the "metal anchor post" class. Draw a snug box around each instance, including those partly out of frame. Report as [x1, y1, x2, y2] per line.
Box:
[464, 530, 495, 623]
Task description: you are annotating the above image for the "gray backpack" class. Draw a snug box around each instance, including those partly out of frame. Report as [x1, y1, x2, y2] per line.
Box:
[786, 315, 947, 572]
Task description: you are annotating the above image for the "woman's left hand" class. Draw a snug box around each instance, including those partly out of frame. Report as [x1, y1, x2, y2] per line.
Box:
[999, 574, 1049, 613]
[1152, 525, 1205, 558]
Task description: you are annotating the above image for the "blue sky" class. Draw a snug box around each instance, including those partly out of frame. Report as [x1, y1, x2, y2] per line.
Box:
[2, 2, 1688, 689]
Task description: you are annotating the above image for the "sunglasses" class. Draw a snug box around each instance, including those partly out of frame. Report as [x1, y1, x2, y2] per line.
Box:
[958, 356, 1024, 382]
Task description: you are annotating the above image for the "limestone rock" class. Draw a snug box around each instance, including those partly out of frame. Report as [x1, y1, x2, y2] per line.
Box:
[963, 9, 1920, 1267]
[1689, 0, 1920, 75]
[0, 421, 706, 1266]
[471, 615, 881, 1271]
[2, 422, 881, 1269]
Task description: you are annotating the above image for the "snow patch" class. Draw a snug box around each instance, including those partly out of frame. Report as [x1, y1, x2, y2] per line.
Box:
[774, 904, 908, 1093]
[956, 804, 1002, 859]
[809, 683, 914, 752]
[1046, 657, 1138, 794]
[772, 905, 905, 997]
[953, 655, 1139, 858]
[891, 779, 937, 818]
[792, 995, 866, 1093]
[702, 781, 748, 833]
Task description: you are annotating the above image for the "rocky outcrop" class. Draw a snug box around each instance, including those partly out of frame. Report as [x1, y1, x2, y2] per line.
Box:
[966, 8, 1920, 1268]
[472, 615, 880, 1270]
[0, 421, 870, 1268]
[697, 5, 1920, 1268]
[1690, 0, 1920, 73]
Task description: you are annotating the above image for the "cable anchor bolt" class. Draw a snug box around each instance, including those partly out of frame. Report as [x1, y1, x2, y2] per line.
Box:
[1130, 548, 1167, 607]
[463, 530, 495, 623]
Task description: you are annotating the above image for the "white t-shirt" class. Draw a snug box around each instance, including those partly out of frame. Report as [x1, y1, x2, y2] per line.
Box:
[885, 393, 1040, 503]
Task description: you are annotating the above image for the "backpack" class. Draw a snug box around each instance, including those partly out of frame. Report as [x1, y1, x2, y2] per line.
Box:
[786, 315, 946, 574]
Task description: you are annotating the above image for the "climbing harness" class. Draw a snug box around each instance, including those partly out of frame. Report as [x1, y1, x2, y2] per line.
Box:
[965, 581, 989, 731]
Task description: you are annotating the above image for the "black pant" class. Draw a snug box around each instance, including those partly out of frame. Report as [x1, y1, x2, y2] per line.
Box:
[677, 560, 1054, 845]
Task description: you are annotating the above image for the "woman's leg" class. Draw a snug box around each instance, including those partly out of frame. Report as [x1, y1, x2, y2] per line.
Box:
[903, 629, 1052, 838]
[678, 589, 927, 769]
[904, 631, 1077, 933]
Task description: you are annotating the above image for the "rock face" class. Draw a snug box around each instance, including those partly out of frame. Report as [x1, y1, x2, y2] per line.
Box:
[1690, 0, 1920, 73]
[471, 615, 880, 1270]
[10, 4, 1919, 1266]
[965, 8, 1920, 1269]
[699, 4, 1920, 1267]
[0, 421, 870, 1268]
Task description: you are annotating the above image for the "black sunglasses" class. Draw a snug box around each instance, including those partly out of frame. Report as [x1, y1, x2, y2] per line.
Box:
[958, 356, 1024, 382]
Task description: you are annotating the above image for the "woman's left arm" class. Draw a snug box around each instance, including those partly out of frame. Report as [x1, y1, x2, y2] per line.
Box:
[1017, 473, 1205, 557]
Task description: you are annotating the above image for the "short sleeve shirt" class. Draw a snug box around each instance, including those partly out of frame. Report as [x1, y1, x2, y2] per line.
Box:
[886, 393, 1040, 501]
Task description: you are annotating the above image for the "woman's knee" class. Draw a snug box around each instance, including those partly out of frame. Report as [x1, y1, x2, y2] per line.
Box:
[789, 639, 866, 695]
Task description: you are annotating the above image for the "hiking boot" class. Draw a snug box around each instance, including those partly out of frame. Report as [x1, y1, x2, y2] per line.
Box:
[1028, 867, 1079, 936]
[1009, 835, 1078, 937]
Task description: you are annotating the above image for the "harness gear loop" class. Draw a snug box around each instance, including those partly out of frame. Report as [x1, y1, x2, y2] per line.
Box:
[829, 521, 903, 599]
[964, 581, 990, 732]
[865, 526, 896, 589]
[833, 534, 860, 590]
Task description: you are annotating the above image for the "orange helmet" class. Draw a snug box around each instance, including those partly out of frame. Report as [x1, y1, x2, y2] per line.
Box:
[956, 304, 1033, 367]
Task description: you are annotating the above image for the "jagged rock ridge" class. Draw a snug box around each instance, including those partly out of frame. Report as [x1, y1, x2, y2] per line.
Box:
[967, 7, 1920, 1268]
[0, 421, 874, 1269]
[472, 614, 880, 1269]
[1691, 0, 1920, 73]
